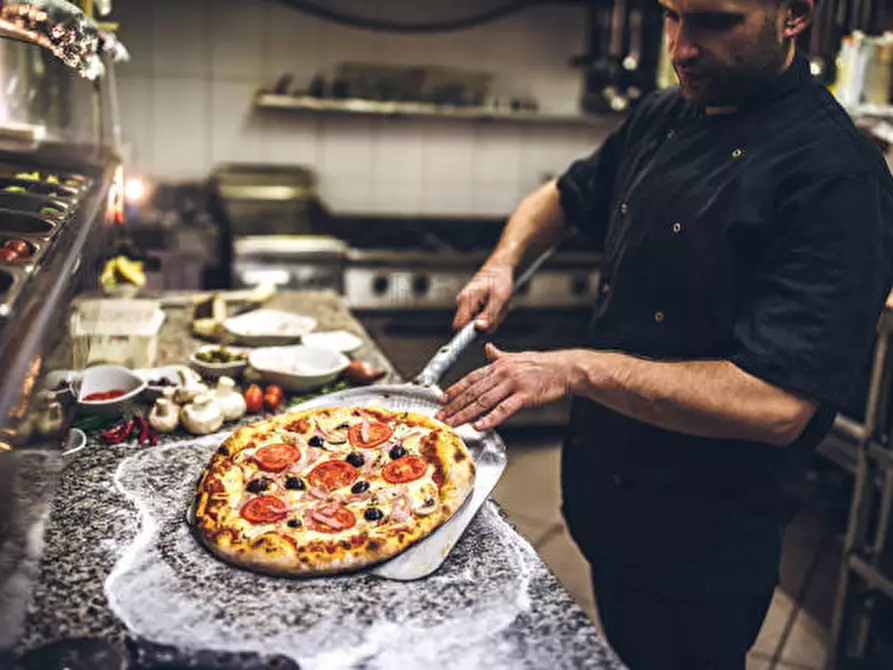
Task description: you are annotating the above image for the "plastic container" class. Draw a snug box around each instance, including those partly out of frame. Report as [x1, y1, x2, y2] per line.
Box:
[70, 299, 165, 369]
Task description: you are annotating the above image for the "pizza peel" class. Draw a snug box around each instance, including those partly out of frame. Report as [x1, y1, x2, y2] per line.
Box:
[184, 250, 553, 580]
[293, 249, 555, 581]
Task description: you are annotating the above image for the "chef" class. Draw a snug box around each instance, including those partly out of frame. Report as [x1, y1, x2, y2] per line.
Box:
[437, 0, 893, 668]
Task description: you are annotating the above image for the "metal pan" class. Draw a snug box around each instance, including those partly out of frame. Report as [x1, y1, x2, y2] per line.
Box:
[293, 249, 555, 580]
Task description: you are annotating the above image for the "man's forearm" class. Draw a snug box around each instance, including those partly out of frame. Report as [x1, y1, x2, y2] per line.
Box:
[571, 350, 818, 446]
[487, 179, 571, 272]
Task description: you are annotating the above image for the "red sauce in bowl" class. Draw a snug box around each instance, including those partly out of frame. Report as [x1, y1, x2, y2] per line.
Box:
[83, 389, 127, 402]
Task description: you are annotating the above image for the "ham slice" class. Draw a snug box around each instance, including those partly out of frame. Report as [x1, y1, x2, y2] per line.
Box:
[360, 416, 372, 443]
[290, 444, 322, 473]
[344, 490, 373, 505]
[310, 510, 345, 530]
[390, 489, 412, 522]
[309, 486, 330, 501]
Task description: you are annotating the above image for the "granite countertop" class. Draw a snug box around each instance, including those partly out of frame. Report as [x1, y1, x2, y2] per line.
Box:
[5, 290, 625, 669]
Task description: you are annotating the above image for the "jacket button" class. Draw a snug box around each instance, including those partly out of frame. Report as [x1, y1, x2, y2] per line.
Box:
[666, 129, 675, 139]
[732, 148, 744, 158]
[600, 282, 611, 295]
[619, 201, 629, 216]
[672, 222, 682, 234]
[654, 311, 665, 323]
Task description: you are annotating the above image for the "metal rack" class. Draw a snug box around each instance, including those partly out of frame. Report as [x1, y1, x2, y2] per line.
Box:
[828, 307, 893, 668]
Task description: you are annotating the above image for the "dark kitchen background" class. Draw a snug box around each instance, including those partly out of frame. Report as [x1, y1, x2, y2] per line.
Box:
[1, 0, 892, 668]
[113, 0, 611, 209]
[104, 3, 893, 667]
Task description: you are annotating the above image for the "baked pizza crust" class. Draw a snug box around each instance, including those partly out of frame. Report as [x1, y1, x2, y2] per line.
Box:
[191, 407, 475, 576]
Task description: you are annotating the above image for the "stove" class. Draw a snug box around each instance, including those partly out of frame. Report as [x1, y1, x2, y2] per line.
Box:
[331, 216, 601, 311]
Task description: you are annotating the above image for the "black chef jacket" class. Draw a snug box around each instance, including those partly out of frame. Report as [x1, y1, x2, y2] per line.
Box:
[557, 52, 893, 597]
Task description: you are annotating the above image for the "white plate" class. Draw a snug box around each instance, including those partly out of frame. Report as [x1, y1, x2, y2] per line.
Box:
[301, 330, 363, 355]
[222, 309, 317, 345]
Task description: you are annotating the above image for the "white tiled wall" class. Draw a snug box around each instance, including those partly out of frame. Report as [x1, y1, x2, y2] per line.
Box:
[112, 0, 619, 216]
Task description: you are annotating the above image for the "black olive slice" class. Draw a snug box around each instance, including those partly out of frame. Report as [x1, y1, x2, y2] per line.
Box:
[246, 478, 269, 494]
[285, 476, 305, 490]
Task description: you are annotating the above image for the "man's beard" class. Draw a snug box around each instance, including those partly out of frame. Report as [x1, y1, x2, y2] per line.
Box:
[677, 23, 790, 107]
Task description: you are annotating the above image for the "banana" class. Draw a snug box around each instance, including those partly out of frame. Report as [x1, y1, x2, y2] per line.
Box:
[115, 256, 146, 287]
[100, 258, 118, 287]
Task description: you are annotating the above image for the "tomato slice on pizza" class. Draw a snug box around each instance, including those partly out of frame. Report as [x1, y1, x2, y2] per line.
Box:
[241, 495, 288, 523]
[382, 455, 428, 484]
[348, 421, 393, 449]
[305, 505, 357, 534]
[253, 443, 300, 472]
[308, 460, 359, 491]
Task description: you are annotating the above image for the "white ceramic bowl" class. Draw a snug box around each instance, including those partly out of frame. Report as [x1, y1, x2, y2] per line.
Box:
[76, 365, 147, 416]
[249, 345, 350, 392]
[189, 345, 249, 379]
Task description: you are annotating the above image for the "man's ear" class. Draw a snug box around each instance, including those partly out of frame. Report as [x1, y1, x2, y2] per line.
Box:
[783, 0, 816, 40]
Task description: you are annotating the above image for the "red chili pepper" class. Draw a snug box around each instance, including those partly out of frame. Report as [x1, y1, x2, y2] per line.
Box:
[103, 431, 128, 445]
[100, 423, 127, 442]
[138, 416, 150, 445]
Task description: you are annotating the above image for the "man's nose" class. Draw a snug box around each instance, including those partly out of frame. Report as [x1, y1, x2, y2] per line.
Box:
[669, 28, 701, 64]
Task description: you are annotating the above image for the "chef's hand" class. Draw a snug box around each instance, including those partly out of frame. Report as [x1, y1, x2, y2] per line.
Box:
[436, 344, 578, 430]
[453, 264, 514, 334]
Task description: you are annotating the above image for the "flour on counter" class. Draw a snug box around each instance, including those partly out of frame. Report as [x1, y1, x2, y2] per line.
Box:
[105, 438, 542, 670]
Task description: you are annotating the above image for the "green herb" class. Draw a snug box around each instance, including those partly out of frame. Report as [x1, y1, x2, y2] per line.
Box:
[286, 380, 352, 407]
[71, 414, 117, 432]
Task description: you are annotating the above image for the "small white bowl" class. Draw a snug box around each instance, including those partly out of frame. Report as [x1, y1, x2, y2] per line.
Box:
[76, 365, 147, 416]
[189, 345, 250, 379]
[223, 309, 317, 346]
[249, 345, 350, 392]
[301, 330, 363, 355]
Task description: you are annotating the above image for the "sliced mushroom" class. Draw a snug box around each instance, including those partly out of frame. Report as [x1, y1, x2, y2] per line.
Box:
[412, 483, 440, 516]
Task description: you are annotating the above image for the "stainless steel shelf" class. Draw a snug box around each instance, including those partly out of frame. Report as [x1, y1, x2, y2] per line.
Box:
[254, 92, 621, 127]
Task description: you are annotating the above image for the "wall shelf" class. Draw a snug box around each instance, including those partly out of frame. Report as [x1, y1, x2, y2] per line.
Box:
[253, 92, 621, 127]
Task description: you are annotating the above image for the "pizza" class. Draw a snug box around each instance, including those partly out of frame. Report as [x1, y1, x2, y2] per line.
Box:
[190, 406, 476, 576]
